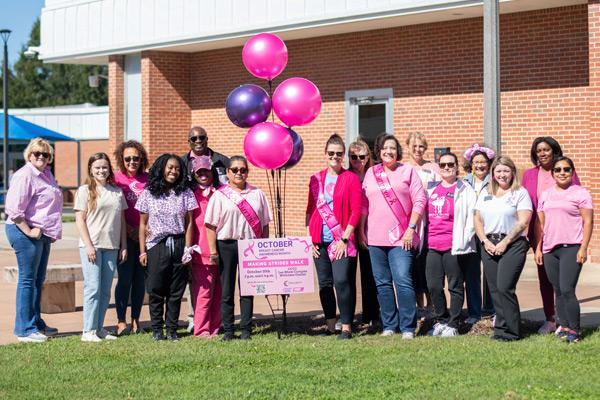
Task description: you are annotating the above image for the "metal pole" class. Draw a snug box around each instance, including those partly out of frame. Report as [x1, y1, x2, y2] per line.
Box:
[1, 30, 10, 193]
[483, 0, 501, 152]
[76, 140, 81, 186]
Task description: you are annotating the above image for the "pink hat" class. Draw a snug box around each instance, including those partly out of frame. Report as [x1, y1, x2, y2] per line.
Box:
[191, 155, 212, 172]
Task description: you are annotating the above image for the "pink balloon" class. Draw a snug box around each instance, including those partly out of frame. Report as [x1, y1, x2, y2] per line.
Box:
[244, 122, 293, 170]
[272, 77, 322, 127]
[242, 33, 288, 80]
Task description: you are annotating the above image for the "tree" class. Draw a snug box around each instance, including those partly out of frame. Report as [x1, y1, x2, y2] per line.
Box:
[0, 19, 107, 109]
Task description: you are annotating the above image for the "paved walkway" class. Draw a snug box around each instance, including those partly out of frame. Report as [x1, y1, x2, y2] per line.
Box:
[1, 223, 599, 345]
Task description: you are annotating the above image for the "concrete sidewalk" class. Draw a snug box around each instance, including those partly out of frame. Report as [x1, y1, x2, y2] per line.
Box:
[1, 222, 599, 345]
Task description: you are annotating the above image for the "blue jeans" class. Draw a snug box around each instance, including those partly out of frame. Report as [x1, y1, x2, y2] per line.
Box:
[80, 248, 118, 332]
[6, 224, 52, 337]
[114, 239, 145, 321]
[369, 245, 416, 333]
[464, 253, 483, 320]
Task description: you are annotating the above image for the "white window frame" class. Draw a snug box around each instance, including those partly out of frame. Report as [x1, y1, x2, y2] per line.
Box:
[344, 88, 394, 146]
[124, 53, 142, 142]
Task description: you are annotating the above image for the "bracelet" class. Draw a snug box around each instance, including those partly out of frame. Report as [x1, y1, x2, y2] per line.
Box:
[139, 252, 147, 259]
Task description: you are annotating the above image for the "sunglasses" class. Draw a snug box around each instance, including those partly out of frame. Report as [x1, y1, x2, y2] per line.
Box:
[439, 162, 456, 169]
[32, 151, 50, 159]
[229, 167, 248, 174]
[189, 135, 208, 143]
[124, 156, 141, 163]
[350, 154, 367, 161]
[327, 151, 344, 158]
[553, 167, 573, 174]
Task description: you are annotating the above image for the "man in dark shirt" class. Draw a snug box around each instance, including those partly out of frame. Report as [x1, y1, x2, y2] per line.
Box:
[182, 126, 230, 188]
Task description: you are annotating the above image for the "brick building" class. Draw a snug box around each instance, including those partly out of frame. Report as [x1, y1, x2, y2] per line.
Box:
[39, 0, 600, 259]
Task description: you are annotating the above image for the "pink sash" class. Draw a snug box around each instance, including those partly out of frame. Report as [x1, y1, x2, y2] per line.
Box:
[372, 164, 418, 247]
[313, 173, 357, 262]
[219, 185, 263, 239]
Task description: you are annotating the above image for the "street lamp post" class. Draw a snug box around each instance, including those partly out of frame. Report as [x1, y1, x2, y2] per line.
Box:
[1, 29, 10, 194]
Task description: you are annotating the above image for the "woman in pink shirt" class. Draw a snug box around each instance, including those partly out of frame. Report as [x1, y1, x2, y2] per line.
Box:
[189, 156, 221, 337]
[307, 134, 362, 339]
[112, 140, 149, 335]
[523, 136, 580, 335]
[359, 133, 426, 339]
[534, 157, 593, 343]
[5, 138, 63, 343]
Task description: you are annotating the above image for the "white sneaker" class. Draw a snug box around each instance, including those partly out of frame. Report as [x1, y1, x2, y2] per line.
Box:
[538, 321, 557, 335]
[401, 332, 415, 340]
[97, 328, 117, 340]
[465, 317, 480, 325]
[334, 321, 342, 331]
[492, 315, 496, 326]
[81, 331, 102, 342]
[381, 329, 395, 337]
[17, 332, 48, 343]
[555, 325, 563, 336]
[428, 323, 447, 336]
[441, 326, 458, 337]
[186, 318, 194, 334]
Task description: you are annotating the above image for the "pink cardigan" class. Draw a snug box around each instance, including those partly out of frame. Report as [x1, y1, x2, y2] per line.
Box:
[306, 169, 362, 245]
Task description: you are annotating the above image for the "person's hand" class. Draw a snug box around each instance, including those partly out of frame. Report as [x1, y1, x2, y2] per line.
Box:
[335, 240, 348, 260]
[534, 249, 544, 266]
[577, 247, 588, 265]
[139, 253, 147, 267]
[86, 245, 97, 264]
[119, 248, 128, 264]
[209, 253, 220, 266]
[312, 244, 320, 258]
[483, 240, 496, 255]
[401, 228, 414, 251]
[494, 240, 508, 256]
[358, 230, 368, 249]
[28, 227, 42, 240]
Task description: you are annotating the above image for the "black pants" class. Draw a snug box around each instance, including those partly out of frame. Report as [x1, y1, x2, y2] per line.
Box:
[218, 239, 253, 333]
[314, 242, 357, 325]
[145, 235, 188, 333]
[543, 245, 582, 332]
[426, 250, 478, 328]
[480, 237, 528, 340]
[412, 247, 429, 296]
[358, 246, 380, 323]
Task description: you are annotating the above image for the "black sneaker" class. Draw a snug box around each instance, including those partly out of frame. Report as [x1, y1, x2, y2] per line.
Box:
[337, 331, 352, 340]
[222, 331, 235, 341]
[152, 331, 166, 341]
[166, 331, 179, 342]
[240, 330, 252, 340]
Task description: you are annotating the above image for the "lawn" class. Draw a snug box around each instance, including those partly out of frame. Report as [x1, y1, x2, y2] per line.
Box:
[0, 319, 599, 400]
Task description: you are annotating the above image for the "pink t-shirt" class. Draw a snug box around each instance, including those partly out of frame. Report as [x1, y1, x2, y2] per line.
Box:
[536, 168, 554, 199]
[427, 184, 456, 251]
[538, 185, 593, 253]
[192, 187, 216, 265]
[114, 171, 148, 228]
[362, 163, 426, 247]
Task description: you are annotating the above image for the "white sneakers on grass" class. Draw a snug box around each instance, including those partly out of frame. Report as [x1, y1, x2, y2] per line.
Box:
[428, 323, 458, 337]
[381, 329, 395, 337]
[97, 329, 117, 340]
[81, 329, 117, 342]
[17, 332, 48, 343]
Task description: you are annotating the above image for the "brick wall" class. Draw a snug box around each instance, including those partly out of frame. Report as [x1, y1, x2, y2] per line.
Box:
[108, 55, 125, 164]
[110, 4, 599, 258]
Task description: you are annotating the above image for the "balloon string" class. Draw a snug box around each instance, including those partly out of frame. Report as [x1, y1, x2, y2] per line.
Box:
[268, 79, 275, 123]
[282, 168, 287, 237]
[275, 168, 283, 238]
[266, 169, 276, 237]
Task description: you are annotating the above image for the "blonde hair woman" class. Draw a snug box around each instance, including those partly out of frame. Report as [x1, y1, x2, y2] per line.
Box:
[5, 138, 63, 343]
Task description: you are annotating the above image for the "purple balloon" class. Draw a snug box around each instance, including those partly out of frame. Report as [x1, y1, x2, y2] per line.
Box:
[225, 84, 272, 128]
[242, 33, 288, 80]
[244, 122, 293, 170]
[282, 129, 304, 169]
[272, 77, 322, 127]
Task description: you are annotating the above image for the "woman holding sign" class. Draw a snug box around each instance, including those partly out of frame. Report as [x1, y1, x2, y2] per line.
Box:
[307, 134, 362, 340]
[205, 156, 272, 341]
[359, 133, 426, 340]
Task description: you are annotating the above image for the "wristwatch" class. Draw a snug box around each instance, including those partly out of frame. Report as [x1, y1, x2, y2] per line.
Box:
[341, 238, 348, 244]
[408, 223, 416, 230]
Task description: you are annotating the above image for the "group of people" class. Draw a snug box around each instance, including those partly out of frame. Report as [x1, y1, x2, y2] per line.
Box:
[4, 129, 594, 344]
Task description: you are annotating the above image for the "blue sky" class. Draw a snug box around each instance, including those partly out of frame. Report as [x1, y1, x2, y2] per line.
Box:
[0, 0, 45, 67]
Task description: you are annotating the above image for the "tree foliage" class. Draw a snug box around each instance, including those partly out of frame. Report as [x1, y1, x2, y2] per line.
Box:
[0, 19, 107, 109]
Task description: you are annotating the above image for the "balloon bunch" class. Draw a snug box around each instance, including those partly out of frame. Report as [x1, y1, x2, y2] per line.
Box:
[225, 33, 322, 236]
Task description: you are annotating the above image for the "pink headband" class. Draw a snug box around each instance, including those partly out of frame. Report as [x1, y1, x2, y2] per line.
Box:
[464, 144, 495, 162]
[191, 155, 212, 172]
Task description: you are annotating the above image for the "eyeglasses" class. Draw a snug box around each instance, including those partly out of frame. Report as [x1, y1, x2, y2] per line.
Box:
[124, 156, 141, 163]
[229, 167, 248, 174]
[350, 154, 367, 161]
[553, 166, 573, 174]
[189, 135, 208, 143]
[327, 151, 344, 158]
[439, 162, 456, 169]
[32, 151, 50, 159]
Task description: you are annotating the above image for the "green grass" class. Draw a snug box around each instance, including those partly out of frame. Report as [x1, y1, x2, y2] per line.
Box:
[1, 321, 599, 400]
